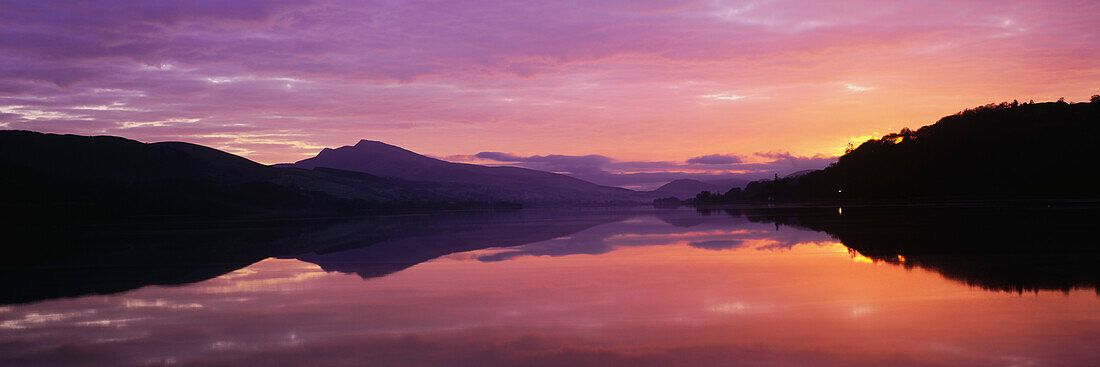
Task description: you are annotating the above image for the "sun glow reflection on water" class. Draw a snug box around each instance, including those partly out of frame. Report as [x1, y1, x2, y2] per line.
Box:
[0, 212, 1096, 366]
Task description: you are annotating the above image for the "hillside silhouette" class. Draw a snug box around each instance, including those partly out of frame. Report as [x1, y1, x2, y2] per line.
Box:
[0, 131, 521, 228]
[695, 98, 1100, 204]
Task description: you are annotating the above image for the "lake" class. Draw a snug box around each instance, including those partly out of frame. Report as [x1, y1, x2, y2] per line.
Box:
[2, 205, 1097, 366]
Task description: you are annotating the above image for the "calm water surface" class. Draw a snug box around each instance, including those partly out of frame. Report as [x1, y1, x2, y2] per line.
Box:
[2, 207, 1098, 366]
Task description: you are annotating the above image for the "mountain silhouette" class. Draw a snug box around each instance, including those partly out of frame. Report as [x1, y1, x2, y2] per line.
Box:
[0, 131, 272, 184]
[0, 131, 522, 228]
[284, 139, 646, 204]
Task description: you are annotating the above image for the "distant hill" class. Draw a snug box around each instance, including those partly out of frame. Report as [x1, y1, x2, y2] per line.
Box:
[696, 99, 1100, 203]
[653, 179, 724, 199]
[652, 178, 750, 199]
[284, 139, 644, 204]
[702, 177, 751, 190]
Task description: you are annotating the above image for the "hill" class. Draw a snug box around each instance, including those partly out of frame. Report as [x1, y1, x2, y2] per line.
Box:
[284, 139, 644, 204]
[696, 99, 1100, 204]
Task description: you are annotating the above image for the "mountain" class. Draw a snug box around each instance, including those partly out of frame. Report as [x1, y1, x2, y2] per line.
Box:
[284, 139, 644, 204]
[696, 99, 1100, 204]
[653, 179, 725, 199]
[0, 131, 516, 226]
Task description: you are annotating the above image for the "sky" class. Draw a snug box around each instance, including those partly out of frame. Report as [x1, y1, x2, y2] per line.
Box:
[1, 0, 1097, 188]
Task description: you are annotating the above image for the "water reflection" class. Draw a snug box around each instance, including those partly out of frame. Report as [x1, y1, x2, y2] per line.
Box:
[4, 205, 1098, 306]
[0, 209, 628, 304]
[293, 204, 1099, 295]
[738, 204, 1100, 293]
[1, 206, 1097, 366]
[290, 209, 627, 279]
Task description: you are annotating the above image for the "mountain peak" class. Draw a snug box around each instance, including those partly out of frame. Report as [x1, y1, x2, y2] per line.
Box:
[298, 139, 434, 169]
[347, 139, 420, 156]
[354, 139, 385, 147]
[288, 139, 638, 202]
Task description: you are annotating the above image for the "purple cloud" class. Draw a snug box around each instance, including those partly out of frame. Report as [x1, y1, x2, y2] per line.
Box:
[753, 152, 836, 170]
[474, 152, 613, 174]
[687, 154, 743, 164]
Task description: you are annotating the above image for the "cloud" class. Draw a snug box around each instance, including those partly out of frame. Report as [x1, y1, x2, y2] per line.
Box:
[474, 152, 613, 174]
[700, 93, 745, 101]
[688, 240, 748, 250]
[753, 151, 836, 170]
[472, 152, 527, 162]
[844, 83, 874, 92]
[458, 150, 836, 190]
[687, 154, 743, 164]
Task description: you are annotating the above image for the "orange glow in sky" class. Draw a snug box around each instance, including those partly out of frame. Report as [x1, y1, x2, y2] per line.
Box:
[0, 1, 1097, 167]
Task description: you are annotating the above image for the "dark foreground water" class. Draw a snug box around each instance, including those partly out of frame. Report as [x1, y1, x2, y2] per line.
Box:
[1, 205, 1098, 366]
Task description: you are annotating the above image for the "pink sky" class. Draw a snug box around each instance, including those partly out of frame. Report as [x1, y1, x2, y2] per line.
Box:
[1, 0, 1097, 170]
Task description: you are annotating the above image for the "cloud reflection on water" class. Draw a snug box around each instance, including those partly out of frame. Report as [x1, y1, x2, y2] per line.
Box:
[1, 207, 1097, 366]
